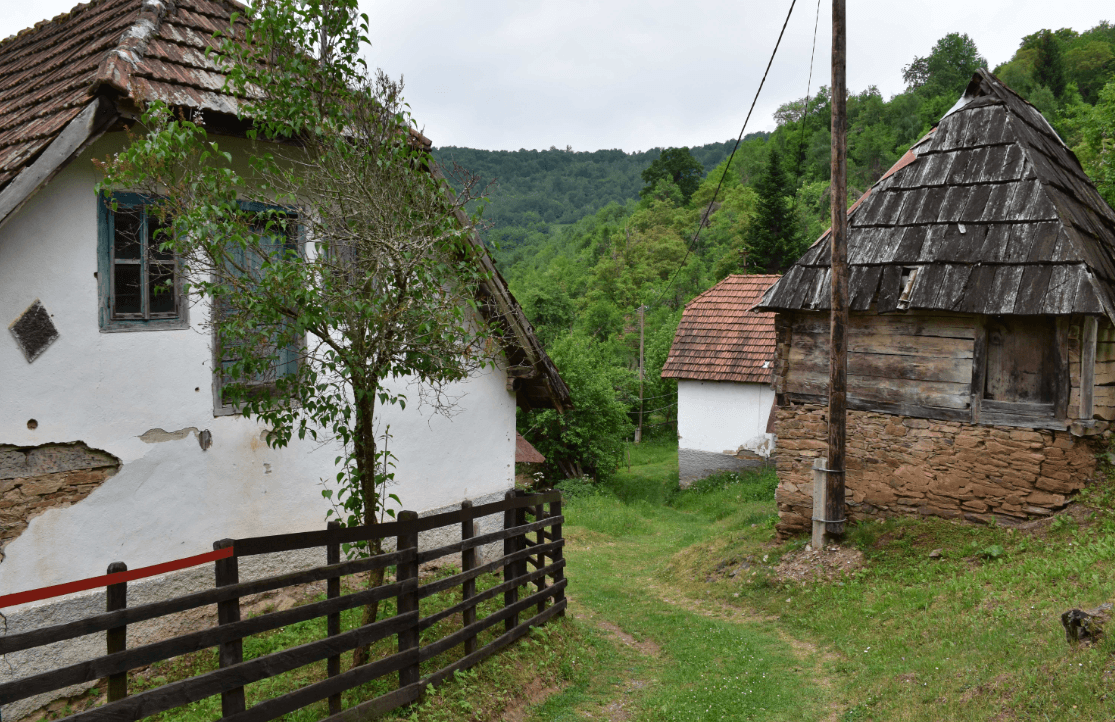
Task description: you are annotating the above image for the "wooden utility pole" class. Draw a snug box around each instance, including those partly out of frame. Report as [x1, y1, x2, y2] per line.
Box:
[636, 305, 645, 444]
[826, 0, 848, 541]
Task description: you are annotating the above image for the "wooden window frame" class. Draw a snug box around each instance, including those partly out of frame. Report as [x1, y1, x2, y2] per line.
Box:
[212, 201, 303, 417]
[97, 192, 188, 332]
[970, 315, 1071, 430]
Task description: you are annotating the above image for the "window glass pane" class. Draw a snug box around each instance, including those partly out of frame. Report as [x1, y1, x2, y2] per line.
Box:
[114, 208, 142, 260]
[147, 215, 174, 261]
[114, 263, 142, 314]
[216, 211, 299, 407]
[149, 263, 177, 315]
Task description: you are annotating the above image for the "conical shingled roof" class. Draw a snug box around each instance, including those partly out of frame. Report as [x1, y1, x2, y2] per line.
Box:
[758, 69, 1115, 321]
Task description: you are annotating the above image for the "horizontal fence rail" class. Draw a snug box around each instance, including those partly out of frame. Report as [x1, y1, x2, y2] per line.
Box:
[0, 490, 566, 722]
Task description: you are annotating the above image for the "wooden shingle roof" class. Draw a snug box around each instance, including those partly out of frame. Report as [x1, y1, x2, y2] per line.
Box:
[661, 274, 780, 384]
[759, 69, 1115, 320]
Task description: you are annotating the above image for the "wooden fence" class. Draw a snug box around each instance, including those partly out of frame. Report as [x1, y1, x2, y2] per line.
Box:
[0, 489, 565, 721]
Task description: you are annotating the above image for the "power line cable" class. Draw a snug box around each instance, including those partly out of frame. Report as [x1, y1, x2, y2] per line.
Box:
[648, 0, 800, 309]
[789, 0, 823, 221]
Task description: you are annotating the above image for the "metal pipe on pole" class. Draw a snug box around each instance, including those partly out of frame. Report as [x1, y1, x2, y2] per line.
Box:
[636, 305, 645, 444]
[826, 0, 848, 541]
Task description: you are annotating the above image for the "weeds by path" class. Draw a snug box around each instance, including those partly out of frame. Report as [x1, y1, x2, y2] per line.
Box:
[549, 441, 828, 721]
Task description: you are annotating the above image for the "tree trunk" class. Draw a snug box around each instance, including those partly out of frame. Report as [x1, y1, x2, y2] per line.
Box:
[351, 378, 384, 668]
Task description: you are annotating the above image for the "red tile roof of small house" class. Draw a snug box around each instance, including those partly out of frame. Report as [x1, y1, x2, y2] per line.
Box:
[660, 274, 780, 384]
[515, 433, 545, 464]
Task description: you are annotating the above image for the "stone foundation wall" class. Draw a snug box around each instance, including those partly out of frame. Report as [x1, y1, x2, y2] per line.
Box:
[679, 448, 767, 487]
[0, 443, 120, 558]
[774, 405, 1098, 536]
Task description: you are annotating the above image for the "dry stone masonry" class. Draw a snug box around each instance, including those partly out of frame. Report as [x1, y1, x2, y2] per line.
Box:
[0, 442, 120, 558]
[774, 405, 1097, 536]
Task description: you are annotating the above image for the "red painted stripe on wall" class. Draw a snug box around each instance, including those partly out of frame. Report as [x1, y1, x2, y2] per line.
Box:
[0, 546, 234, 609]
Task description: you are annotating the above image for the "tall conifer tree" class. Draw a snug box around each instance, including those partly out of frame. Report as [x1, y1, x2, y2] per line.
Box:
[747, 147, 799, 272]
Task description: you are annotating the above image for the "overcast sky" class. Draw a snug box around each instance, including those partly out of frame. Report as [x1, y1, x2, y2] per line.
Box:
[5, 0, 1111, 151]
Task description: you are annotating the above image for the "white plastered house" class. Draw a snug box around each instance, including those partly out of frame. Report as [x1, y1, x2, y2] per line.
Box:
[661, 274, 780, 485]
[0, 0, 569, 695]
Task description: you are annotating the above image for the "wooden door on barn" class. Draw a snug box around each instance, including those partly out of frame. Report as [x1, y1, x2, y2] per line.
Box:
[983, 317, 1056, 410]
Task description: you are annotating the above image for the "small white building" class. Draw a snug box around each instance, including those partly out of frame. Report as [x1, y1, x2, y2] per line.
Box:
[0, 2, 568, 702]
[661, 274, 780, 485]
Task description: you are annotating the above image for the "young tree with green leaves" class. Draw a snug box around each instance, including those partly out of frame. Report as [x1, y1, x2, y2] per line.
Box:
[903, 32, 987, 100]
[97, 0, 497, 667]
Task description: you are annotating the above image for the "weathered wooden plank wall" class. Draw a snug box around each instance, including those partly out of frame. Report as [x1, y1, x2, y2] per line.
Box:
[784, 312, 977, 411]
[1069, 318, 1115, 420]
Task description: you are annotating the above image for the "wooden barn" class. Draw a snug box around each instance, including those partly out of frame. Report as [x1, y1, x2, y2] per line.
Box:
[757, 69, 1114, 534]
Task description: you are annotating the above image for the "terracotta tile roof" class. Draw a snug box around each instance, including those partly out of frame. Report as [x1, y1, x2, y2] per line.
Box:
[661, 274, 780, 384]
[0, 0, 247, 194]
[515, 433, 545, 464]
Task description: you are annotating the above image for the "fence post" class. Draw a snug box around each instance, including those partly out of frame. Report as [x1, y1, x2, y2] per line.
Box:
[503, 490, 519, 632]
[214, 539, 245, 716]
[515, 491, 529, 605]
[396, 510, 420, 689]
[534, 499, 547, 614]
[326, 521, 342, 715]
[460, 500, 478, 656]
[549, 494, 565, 617]
[105, 561, 127, 702]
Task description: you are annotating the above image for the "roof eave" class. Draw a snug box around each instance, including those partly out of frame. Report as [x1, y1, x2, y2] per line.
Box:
[0, 96, 118, 231]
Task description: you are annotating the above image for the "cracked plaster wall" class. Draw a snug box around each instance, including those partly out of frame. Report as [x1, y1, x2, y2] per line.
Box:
[0, 133, 516, 614]
[0, 442, 121, 558]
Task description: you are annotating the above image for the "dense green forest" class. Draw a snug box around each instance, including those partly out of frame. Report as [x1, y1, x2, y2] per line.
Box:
[432, 139, 766, 249]
[438, 24, 1115, 481]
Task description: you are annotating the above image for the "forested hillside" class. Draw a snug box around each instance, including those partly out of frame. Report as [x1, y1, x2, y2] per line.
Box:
[442, 24, 1115, 481]
[432, 139, 764, 250]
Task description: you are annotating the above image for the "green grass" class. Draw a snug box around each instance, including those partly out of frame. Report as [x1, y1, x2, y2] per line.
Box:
[658, 462, 1115, 720]
[50, 438, 1115, 721]
[539, 440, 825, 721]
[548, 438, 1115, 720]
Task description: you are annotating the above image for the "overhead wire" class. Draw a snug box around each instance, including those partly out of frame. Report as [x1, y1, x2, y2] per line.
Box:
[789, 0, 823, 221]
[647, 0, 800, 310]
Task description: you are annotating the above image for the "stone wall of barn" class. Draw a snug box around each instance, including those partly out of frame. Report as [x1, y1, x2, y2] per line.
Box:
[773, 404, 1098, 536]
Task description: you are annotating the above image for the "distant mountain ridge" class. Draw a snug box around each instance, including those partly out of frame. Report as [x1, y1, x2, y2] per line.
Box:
[432, 136, 769, 247]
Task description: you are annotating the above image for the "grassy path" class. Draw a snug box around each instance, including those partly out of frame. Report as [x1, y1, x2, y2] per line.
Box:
[412, 439, 1115, 720]
[526, 445, 828, 722]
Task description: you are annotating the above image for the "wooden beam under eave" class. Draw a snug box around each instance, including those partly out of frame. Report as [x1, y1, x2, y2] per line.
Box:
[970, 318, 988, 424]
[0, 96, 116, 231]
[1081, 316, 1098, 420]
[1054, 317, 1071, 421]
